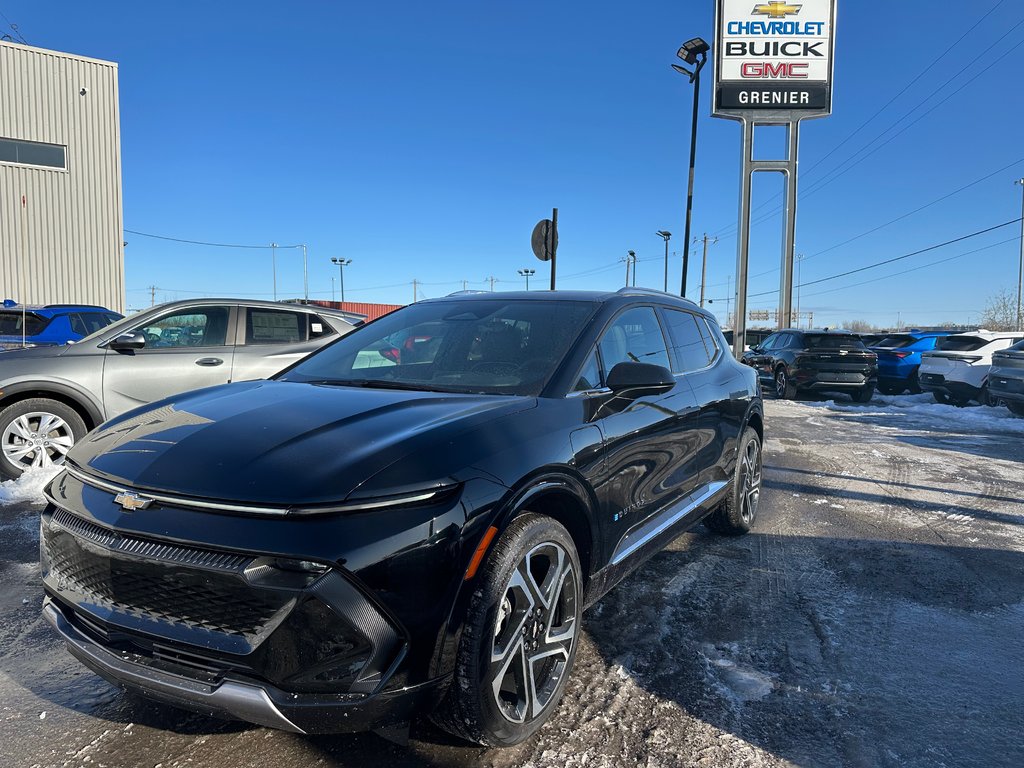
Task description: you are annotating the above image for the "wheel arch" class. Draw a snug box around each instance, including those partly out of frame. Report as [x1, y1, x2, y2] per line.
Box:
[0, 380, 102, 431]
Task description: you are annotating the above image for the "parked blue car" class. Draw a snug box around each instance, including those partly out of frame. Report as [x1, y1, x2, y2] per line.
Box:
[0, 301, 122, 350]
[871, 331, 954, 394]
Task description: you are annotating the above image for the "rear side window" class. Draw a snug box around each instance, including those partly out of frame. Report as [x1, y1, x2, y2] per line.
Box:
[308, 315, 336, 339]
[875, 335, 915, 349]
[246, 309, 307, 345]
[803, 334, 865, 350]
[0, 311, 48, 336]
[937, 336, 988, 352]
[70, 312, 119, 336]
[598, 307, 671, 370]
[662, 309, 713, 372]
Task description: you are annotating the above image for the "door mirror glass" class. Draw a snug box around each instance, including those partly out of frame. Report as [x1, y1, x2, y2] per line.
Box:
[606, 362, 674, 396]
[107, 332, 147, 351]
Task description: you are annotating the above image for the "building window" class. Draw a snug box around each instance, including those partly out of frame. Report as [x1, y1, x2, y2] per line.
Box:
[0, 137, 67, 170]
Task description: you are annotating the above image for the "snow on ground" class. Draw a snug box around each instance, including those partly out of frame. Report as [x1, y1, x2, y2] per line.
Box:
[772, 392, 1024, 434]
[0, 467, 60, 507]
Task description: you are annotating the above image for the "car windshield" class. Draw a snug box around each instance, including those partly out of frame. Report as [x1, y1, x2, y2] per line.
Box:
[280, 299, 598, 396]
[803, 334, 865, 350]
[1011, 339, 1024, 351]
[937, 336, 988, 352]
[874, 335, 916, 349]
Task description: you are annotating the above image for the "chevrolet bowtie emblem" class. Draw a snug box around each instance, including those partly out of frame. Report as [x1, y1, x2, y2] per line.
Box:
[113, 491, 153, 511]
[752, 2, 803, 17]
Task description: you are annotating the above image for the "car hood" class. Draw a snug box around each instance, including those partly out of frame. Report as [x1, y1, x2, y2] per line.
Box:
[69, 380, 532, 505]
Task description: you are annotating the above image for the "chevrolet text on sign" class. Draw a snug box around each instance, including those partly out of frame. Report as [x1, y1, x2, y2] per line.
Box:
[714, 0, 837, 117]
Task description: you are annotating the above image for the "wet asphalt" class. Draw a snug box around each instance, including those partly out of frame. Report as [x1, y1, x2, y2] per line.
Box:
[1, 397, 1022, 768]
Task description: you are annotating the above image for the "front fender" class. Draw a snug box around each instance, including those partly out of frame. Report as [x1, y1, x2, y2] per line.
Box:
[0, 377, 104, 427]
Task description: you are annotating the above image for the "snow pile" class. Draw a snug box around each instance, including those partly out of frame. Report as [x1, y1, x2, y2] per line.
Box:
[0, 467, 61, 506]
[797, 394, 1024, 435]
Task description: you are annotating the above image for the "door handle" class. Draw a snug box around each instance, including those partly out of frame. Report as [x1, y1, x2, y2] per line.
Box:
[195, 357, 224, 367]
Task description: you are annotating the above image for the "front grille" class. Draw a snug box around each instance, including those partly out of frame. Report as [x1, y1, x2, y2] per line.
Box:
[43, 512, 292, 641]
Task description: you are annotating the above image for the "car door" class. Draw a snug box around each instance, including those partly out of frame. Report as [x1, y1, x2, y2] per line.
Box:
[587, 306, 701, 563]
[101, 305, 236, 418]
[660, 308, 739, 492]
[231, 306, 337, 382]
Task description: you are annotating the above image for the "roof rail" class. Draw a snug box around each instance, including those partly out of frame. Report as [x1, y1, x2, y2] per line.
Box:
[616, 287, 679, 298]
[446, 290, 490, 296]
[42, 304, 109, 310]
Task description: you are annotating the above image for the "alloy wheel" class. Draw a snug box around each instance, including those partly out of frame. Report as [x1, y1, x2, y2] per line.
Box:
[490, 542, 578, 724]
[775, 370, 787, 398]
[739, 438, 762, 524]
[1, 411, 75, 471]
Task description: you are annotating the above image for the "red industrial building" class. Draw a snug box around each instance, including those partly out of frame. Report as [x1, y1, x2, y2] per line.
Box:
[309, 300, 405, 323]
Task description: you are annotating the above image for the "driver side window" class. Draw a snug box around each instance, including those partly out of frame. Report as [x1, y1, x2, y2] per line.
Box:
[133, 307, 230, 349]
[598, 307, 671, 370]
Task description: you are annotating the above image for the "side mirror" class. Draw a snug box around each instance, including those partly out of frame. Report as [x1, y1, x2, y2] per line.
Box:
[749, 345, 762, 354]
[107, 332, 146, 351]
[606, 362, 675, 396]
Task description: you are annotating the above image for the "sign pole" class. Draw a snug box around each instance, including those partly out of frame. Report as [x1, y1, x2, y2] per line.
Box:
[779, 120, 800, 329]
[550, 207, 558, 291]
[733, 120, 754, 359]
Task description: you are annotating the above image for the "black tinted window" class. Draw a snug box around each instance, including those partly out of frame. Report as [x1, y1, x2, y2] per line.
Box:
[937, 336, 988, 352]
[875, 335, 915, 349]
[803, 334, 865, 350]
[599, 307, 671, 370]
[0, 311, 47, 336]
[662, 309, 712, 372]
[134, 308, 230, 348]
[308, 315, 336, 339]
[70, 312, 119, 336]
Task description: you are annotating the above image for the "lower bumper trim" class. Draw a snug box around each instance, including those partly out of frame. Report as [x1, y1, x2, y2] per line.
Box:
[43, 600, 306, 733]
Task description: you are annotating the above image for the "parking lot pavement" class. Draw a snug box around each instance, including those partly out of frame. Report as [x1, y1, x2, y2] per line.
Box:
[1, 397, 1022, 768]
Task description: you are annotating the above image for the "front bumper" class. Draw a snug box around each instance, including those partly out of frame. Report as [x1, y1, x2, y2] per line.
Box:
[43, 598, 448, 734]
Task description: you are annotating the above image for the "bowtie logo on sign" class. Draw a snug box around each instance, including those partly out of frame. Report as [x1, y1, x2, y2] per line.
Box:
[752, 2, 802, 17]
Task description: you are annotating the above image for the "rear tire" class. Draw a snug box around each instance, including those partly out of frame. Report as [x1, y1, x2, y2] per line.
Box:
[705, 427, 762, 536]
[433, 514, 582, 746]
[853, 384, 875, 404]
[0, 398, 86, 480]
[932, 391, 952, 405]
[1007, 402, 1024, 417]
[774, 367, 797, 400]
[908, 369, 922, 394]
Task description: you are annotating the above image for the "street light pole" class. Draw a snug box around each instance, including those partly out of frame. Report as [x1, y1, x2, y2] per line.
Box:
[796, 253, 805, 328]
[270, 242, 278, 301]
[518, 268, 535, 290]
[672, 38, 710, 299]
[656, 231, 672, 292]
[628, 250, 637, 287]
[331, 258, 352, 304]
[300, 244, 309, 303]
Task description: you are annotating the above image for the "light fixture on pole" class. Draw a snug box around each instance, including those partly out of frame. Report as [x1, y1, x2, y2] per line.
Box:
[672, 36, 710, 299]
[331, 257, 352, 304]
[655, 231, 672, 292]
[518, 268, 536, 290]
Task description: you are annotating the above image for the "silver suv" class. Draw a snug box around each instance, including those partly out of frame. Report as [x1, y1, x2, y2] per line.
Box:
[0, 298, 360, 479]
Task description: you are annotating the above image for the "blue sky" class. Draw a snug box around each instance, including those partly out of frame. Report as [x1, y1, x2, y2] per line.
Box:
[5, 0, 1023, 327]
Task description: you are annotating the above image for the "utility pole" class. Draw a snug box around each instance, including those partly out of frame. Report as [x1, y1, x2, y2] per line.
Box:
[271, 243, 278, 301]
[412, 279, 419, 303]
[487, 276, 497, 292]
[656, 232, 672, 292]
[726, 275, 733, 328]
[331, 258, 352, 303]
[462, 280, 468, 291]
[697, 233, 717, 308]
[149, 285, 156, 307]
[1016, 179, 1024, 331]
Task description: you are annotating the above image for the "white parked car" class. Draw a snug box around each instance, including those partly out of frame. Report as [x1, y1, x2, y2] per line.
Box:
[919, 330, 1024, 406]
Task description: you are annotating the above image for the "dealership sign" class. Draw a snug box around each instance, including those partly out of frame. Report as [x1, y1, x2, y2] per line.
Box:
[714, 0, 837, 118]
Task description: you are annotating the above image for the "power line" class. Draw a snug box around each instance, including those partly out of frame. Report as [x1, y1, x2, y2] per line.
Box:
[702, 157, 1024, 290]
[124, 228, 302, 250]
[707, 219, 1023, 302]
[0, 6, 28, 44]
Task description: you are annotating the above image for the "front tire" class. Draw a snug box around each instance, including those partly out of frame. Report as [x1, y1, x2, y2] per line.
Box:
[434, 514, 582, 746]
[1007, 402, 1024, 417]
[0, 398, 86, 480]
[853, 384, 875, 404]
[705, 427, 762, 536]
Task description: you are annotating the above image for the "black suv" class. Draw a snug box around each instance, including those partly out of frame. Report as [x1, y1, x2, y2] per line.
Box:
[743, 329, 877, 402]
[40, 289, 763, 746]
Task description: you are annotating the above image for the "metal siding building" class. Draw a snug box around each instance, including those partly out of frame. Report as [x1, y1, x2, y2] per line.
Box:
[0, 41, 124, 312]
